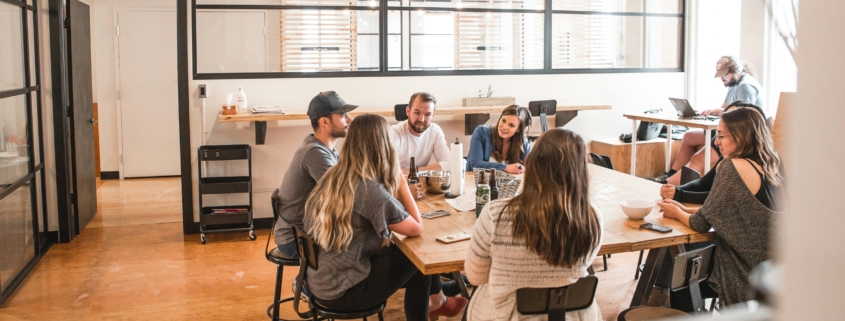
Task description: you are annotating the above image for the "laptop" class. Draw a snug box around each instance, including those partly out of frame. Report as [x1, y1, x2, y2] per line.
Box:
[668, 98, 719, 120]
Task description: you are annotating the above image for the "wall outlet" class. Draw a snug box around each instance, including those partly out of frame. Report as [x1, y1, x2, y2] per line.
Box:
[198, 84, 207, 98]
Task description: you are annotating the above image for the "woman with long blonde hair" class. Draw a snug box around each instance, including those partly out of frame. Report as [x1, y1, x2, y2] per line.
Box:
[465, 128, 603, 320]
[303, 114, 466, 320]
[659, 107, 782, 306]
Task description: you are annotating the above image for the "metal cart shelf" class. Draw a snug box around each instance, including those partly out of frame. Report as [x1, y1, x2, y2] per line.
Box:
[198, 144, 255, 244]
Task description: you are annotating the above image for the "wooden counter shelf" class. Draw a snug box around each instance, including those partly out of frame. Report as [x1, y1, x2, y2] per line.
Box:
[219, 103, 611, 144]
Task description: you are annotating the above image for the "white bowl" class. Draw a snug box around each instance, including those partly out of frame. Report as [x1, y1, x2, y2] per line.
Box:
[620, 200, 655, 220]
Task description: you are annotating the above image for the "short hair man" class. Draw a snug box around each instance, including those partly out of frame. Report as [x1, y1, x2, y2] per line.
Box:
[390, 92, 452, 199]
[651, 56, 765, 184]
[273, 91, 356, 258]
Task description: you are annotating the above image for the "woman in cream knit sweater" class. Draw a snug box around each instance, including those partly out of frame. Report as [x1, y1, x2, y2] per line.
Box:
[465, 128, 603, 321]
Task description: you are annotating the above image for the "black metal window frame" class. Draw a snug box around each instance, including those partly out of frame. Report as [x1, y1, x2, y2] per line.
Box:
[0, 0, 51, 307]
[191, 0, 685, 79]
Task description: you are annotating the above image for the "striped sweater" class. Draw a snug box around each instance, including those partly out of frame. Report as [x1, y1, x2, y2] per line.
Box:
[465, 200, 603, 321]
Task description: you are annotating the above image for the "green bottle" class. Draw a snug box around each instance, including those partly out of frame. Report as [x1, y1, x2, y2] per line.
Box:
[475, 170, 490, 218]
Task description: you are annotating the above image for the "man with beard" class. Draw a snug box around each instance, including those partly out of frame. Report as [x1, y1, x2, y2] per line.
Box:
[273, 91, 356, 258]
[390, 92, 452, 199]
[650, 56, 765, 185]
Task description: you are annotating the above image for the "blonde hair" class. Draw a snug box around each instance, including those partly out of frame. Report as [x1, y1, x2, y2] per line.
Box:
[721, 107, 782, 186]
[305, 114, 402, 251]
[501, 129, 601, 267]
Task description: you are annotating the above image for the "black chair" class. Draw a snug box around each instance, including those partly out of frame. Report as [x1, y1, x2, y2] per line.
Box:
[292, 227, 385, 321]
[588, 153, 613, 271]
[680, 166, 701, 185]
[618, 245, 717, 320]
[589, 153, 614, 171]
[266, 189, 305, 321]
[516, 275, 599, 321]
[394, 104, 408, 121]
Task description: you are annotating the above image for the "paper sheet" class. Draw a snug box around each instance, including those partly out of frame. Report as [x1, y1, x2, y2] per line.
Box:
[444, 188, 477, 212]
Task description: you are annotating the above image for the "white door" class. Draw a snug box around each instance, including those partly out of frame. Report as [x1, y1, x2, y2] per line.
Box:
[116, 10, 180, 178]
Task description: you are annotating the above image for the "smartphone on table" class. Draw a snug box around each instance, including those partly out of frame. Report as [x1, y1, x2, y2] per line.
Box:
[640, 223, 672, 233]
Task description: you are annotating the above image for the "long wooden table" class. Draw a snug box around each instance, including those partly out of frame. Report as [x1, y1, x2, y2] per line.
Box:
[220, 103, 611, 144]
[623, 114, 719, 176]
[392, 164, 715, 305]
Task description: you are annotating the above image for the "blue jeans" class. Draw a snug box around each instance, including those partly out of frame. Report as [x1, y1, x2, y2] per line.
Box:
[277, 240, 300, 260]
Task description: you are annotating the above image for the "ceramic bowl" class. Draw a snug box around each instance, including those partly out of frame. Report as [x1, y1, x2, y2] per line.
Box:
[619, 200, 655, 220]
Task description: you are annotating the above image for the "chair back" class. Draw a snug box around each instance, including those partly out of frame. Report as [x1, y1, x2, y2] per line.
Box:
[669, 244, 716, 313]
[394, 104, 409, 121]
[516, 275, 599, 321]
[528, 100, 556, 133]
[291, 226, 319, 319]
[680, 166, 701, 185]
[589, 153, 614, 170]
[265, 189, 282, 260]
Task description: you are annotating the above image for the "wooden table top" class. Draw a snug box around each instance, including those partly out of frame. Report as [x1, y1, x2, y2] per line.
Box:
[622, 114, 719, 130]
[219, 103, 612, 122]
[391, 164, 715, 275]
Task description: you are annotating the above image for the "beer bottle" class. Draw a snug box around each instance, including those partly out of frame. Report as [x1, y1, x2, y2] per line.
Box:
[408, 157, 418, 184]
[489, 169, 500, 201]
[475, 170, 490, 217]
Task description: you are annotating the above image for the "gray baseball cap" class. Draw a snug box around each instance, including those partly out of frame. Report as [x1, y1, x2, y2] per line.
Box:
[307, 91, 359, 120]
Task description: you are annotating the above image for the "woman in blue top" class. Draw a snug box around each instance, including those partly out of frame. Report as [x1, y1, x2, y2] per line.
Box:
[466, 105, 532, 174]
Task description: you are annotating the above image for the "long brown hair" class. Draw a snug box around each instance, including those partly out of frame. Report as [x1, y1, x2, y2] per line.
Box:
[501, 128, 601, 267]
[491, 105, 532, 164]
[720, 107, 782, 186]
[305, 114, 402, 251]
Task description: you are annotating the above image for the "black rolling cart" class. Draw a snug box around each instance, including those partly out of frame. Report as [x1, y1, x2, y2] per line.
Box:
[198, 144, 256, 244]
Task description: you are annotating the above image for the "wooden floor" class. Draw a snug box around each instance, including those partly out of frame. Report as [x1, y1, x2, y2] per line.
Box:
[0, 178, 646, 320]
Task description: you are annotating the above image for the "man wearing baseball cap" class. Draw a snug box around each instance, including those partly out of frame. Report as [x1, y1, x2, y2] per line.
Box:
[650, 56, 765, 185]
[273, 91, 357, 259]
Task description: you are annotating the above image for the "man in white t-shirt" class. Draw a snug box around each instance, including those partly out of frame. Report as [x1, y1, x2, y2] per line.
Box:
[390, 92, 452, 199]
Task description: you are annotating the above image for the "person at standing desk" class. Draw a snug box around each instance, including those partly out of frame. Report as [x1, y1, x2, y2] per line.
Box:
[465, 128, 603, 321]
[466, 105, 532, 174]
[658, 107, 783, 307]
[273, 91, 356, 259]
[303, 114, 467, 320]
[651, 56, 766, 184]
[390, 92, 452, 199]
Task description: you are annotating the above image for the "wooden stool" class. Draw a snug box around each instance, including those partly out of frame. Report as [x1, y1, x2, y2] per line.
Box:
[617, 306, 690, 320]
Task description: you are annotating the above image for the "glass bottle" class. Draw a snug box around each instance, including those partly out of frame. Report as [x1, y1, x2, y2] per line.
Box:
[475, 170, 490, 217]
[489, 169, 499, 201]
[408, 157, 418, 184]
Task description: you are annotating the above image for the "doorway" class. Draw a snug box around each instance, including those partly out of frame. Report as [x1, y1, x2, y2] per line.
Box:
[114, 9, 180, 178]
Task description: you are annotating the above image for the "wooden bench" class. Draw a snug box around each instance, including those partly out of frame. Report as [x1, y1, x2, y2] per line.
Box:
[590, 137, 680, 178]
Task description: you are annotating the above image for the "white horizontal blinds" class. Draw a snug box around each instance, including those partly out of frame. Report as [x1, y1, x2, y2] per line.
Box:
[280, 0, 359, 72]
[552, 0, 626, 68]
[553, 14, 618, 68]
[453, 8, 543, 69]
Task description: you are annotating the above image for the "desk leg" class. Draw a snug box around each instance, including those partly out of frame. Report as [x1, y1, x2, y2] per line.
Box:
[629, 248, 667, 307]
[631, 120, 638, 176]
[452, 271, 471, 299]
[255, 121, 267, 145]
[665, 124, 673, 173]
[703, 129, 712, 174]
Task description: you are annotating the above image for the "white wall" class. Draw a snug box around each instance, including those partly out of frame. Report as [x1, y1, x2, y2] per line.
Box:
[779, 1, 845, 320]
[188, 73, 685, 220]
[36, 0, 58, 231]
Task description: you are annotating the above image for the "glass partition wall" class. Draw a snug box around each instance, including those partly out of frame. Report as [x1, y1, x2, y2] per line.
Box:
[192, 0, 684, 78]
[0, 0, 49, 306]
